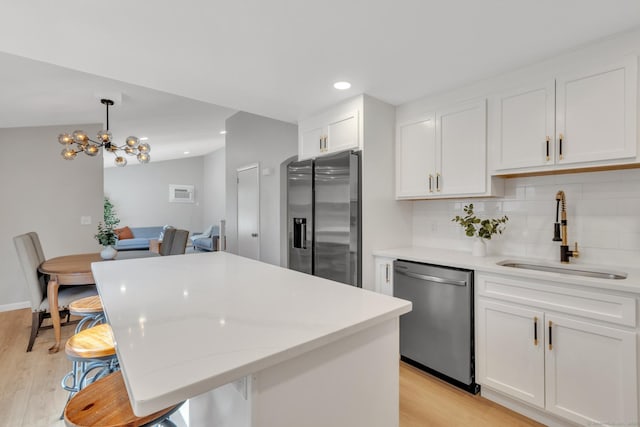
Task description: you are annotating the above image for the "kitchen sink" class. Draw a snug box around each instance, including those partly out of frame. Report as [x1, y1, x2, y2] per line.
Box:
[497, 260, 627, 280]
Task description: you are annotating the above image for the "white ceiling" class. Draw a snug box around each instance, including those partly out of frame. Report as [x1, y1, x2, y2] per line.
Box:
[0, 52, 235, 167]
[2, 0, 640, 164]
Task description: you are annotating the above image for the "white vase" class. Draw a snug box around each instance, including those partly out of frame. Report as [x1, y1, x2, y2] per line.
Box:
[100, 245, 118, 260]
[472, 238, 487, 257]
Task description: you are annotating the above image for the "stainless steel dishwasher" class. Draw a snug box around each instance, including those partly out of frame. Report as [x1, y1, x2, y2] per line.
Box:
[394, 260, 478, 393]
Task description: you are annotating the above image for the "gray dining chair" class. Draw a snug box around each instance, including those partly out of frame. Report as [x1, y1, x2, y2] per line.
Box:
[158, 228, 176, 256]
[168, 229, 189, 255]
[13, 232, 98, 352]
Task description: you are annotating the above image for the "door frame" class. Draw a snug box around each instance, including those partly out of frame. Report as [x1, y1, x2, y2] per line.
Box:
[236, 163, 260, 260]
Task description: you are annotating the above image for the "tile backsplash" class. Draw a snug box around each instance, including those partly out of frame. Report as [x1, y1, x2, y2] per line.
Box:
[411, 169, 640, 267]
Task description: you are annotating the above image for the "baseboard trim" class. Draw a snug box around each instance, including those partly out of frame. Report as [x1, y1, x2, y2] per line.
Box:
[0, 301, 30, 312]
[481, 387, 575, 427]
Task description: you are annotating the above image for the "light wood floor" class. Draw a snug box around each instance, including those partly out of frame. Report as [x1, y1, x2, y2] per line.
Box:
[0, 308, 542, 427]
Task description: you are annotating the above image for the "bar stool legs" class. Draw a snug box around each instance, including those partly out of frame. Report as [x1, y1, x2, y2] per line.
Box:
[60, 324, 118, 418]
[69, 295, 105, 333]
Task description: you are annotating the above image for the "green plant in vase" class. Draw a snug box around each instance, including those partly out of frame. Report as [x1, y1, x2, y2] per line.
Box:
[452, 204, 508, 256]
[95, 197, 120, 259]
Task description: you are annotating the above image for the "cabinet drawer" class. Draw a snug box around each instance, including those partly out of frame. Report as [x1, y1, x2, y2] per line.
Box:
[477, 274, 636, 327]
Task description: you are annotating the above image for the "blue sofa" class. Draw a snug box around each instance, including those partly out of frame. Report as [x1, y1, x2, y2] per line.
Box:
[115, 226, 164, 251]
[191, 225, 219, 252]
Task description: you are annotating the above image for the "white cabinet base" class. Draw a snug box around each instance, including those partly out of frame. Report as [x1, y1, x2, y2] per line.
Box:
[481, 387, 579, 427]
[189, 318, 400, 427]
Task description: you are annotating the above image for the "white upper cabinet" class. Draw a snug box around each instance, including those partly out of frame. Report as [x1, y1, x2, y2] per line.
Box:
[556, 58, 637, 164]
[494, 82, 556, 169]
[493, 56, 637, 173]
[396, 115, 436, 198]
[298, 98, 361, 161]
[326, 110, 359, 153]
[300, 126, 323, 160]
[437, 100, 487, 195]
[396, 99, 493, 199]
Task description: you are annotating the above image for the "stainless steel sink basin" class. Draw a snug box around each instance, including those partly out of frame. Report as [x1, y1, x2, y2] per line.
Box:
[497, 260, 627, 280]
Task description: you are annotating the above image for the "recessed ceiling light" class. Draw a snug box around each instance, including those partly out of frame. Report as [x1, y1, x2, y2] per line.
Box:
[220, 130, 227, 135]
[333, 81, 351, 90]
[139, 137, 149, 141]
[183, 151, 190, 155]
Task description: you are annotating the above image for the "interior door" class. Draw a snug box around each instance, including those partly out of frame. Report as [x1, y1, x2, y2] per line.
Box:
[237, 165, 260, 260]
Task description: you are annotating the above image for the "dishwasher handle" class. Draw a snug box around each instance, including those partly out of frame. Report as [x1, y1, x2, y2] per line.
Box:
[394, 269, 467, 286]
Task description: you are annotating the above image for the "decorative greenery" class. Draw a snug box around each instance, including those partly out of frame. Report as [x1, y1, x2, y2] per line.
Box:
[94, 197, 120, 247]
[452, 204, 508, 240]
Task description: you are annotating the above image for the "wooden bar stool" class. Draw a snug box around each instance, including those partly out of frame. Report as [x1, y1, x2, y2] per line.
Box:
[62, 324, 119, 407]
[69, 295, 105, 333]
[64, 370, 183, 427]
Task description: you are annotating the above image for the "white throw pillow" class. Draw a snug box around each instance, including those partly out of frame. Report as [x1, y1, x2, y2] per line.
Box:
[202, 225, 214, 237]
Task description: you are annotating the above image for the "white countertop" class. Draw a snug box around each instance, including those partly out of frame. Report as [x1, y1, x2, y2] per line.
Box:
[91, 251, 411, 416]
[374, 246, 640, 294]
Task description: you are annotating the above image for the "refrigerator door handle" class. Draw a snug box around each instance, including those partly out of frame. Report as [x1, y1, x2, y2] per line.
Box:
[301, 223, 307, 249]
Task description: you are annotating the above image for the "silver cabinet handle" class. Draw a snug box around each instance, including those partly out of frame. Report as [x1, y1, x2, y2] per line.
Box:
[385, 264, 390, 283]
[394, 269, 467, 286]
[251, 233, 259, 238]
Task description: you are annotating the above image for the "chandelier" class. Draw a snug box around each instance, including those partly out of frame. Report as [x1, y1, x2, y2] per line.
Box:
[57, 98, 151, 167]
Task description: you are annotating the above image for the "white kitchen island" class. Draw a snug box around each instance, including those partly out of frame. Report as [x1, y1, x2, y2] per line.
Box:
[91, 251, 411, 427]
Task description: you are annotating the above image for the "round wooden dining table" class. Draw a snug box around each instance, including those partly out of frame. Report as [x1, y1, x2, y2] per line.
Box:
[39, 251, 160, 353]
[38, 253, 102, 353]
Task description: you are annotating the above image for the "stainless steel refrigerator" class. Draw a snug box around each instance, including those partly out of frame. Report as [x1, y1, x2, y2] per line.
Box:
[287, 151, 361, 287]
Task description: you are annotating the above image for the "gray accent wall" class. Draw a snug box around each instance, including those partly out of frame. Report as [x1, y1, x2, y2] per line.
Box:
[225, 112, 298, 266]
[203, 148, 226, 229]
[104, 156, 205, 232]
[0, 124, 104, 309]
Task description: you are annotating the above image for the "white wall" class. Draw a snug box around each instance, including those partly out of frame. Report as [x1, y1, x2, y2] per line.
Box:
[225, 112, 298, 266]
[0, 124, 104, 309]
[104, 156, 204, 231]
[412, 168, 640, 267]
[203, 148, 226, 229]
[361, 95, 413, 289]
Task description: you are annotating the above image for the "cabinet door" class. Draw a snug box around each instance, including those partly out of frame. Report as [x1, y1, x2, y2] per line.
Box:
[327, 110, 359, 154]
[299, 126, 323, 161]
[493, 81, 556, 170]
[395, 115, 436, 198]
[436, 99, 487, 195]
[556, 56, 637, 164]
[477, 299, 545, 408]
[374, 257, 394, 296]
[545, 314, 637, 426]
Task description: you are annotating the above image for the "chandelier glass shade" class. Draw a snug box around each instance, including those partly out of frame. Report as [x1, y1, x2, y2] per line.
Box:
[58, 99, 151, 167]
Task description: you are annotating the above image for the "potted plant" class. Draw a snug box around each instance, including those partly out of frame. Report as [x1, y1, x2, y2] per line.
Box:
[452, 204, 508, 256]
[95, 197, 120, 259]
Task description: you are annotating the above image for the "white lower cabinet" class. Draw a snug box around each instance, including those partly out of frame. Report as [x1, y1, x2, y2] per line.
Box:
[477, 299, 545, 408]
[374, 257, 394, 296]
[477, 274, 637, 426]
[544, 314, 637, 425]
